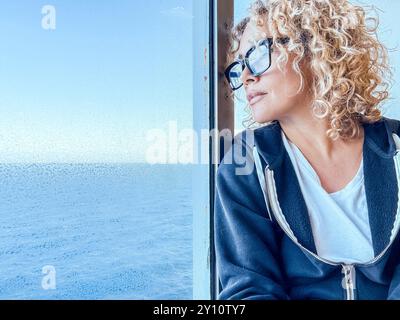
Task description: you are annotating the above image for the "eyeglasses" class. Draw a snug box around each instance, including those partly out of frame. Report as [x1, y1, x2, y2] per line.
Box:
[224, 37, 290, 91]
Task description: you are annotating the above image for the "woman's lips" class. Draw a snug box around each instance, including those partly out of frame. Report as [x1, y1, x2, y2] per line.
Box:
[249, 93, 267, 106]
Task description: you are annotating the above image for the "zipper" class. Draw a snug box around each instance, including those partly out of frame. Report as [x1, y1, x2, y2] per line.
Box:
[261, 141, 400, 300]
[342, 265, 356, 300]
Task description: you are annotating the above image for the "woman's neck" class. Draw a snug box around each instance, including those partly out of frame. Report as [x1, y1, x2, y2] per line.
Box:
[278, 111, 364, 162]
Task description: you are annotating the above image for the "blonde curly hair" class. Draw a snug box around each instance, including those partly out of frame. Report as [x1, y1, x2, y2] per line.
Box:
[227, 0, 395, 140]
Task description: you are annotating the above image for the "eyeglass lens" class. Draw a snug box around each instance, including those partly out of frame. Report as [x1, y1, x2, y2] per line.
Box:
[228, 42, 271, 90]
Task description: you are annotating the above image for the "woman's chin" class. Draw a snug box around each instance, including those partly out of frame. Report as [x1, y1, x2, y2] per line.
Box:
[252, 111, 275, 124]
[250, 103, 275, 123]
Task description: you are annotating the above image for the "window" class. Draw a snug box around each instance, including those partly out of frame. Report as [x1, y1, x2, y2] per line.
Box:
[0, 0, 194, 299]
[3, 0, 398, 302]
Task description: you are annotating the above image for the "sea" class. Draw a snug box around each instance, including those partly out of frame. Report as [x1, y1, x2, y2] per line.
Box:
[0, 163, 193, 299]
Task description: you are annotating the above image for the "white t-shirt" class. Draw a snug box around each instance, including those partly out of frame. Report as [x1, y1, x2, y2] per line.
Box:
[281, 130, 374, 264]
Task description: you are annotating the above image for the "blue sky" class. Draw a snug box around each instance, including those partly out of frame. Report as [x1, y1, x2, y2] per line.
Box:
[0, 0, 193, 163]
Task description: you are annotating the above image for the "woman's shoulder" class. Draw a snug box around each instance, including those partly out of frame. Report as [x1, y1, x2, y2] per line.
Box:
[215, 127, 270, 219]
[217, 128, 257, 179]
[358, 116, 400, 157]
[382, 116, 400, 134]
[217, 121, 282, 177]
[365, 116, 400, 132]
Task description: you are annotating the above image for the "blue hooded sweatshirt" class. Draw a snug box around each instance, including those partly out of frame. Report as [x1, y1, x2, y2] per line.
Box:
[214, 116, 400, 300]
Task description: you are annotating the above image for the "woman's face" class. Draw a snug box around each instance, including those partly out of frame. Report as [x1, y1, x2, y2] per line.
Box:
[237, 22, 313, 123]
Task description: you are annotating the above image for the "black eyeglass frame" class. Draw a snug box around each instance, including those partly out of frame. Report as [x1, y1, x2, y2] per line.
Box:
[224, 37, 290, 91]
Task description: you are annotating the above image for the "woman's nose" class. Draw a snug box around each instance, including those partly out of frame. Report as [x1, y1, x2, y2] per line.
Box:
[241, 66, 257, 87]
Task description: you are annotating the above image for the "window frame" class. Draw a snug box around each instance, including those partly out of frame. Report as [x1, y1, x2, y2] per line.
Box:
[192, 0, 234, 300]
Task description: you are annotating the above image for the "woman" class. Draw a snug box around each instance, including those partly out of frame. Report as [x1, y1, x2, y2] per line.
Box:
[214, 0, 400, 300]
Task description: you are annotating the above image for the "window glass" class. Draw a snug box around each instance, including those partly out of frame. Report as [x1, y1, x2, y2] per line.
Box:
[0, 0, 193, 299]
